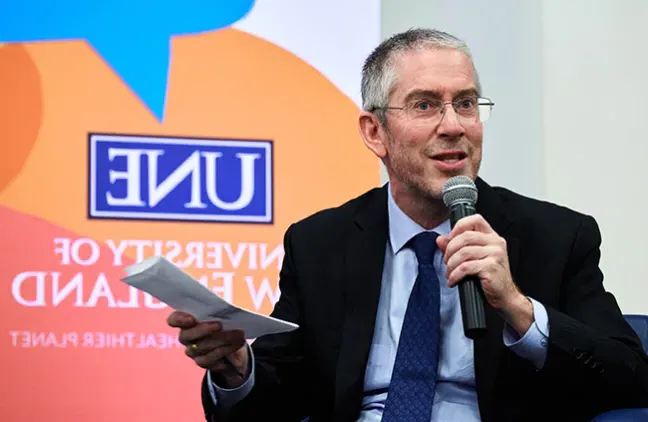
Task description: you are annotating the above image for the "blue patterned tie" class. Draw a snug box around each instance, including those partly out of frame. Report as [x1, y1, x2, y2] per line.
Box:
[382, 231, 440, 422]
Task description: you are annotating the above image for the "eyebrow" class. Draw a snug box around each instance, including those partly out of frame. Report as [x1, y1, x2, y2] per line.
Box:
[402, 88, 480, 103]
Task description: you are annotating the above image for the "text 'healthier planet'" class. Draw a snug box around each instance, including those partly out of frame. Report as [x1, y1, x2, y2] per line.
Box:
[0, 1, 380, 420]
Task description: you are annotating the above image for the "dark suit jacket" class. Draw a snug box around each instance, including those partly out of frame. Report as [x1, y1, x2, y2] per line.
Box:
[202, 178, 648, 422]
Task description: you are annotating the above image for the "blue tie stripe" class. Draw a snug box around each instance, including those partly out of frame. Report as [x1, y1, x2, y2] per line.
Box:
[382, 231, 440, 421]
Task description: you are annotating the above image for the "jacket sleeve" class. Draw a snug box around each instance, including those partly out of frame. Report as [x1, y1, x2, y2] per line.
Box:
[541, 214, 648, 412]
[201, 223, 312, 421]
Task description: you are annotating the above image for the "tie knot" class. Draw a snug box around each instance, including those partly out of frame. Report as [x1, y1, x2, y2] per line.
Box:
[410, 231, 439, 266]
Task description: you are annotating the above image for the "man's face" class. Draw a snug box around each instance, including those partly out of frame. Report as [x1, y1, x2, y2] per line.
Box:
[370, 47, 484, 200]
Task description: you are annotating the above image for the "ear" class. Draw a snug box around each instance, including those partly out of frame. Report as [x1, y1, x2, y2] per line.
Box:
[358, 111, 388, 159]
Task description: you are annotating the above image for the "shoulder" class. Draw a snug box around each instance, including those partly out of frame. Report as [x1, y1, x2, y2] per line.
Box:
[485, 181, 601, 242]
[289, 185, 384, 232]
[281, 185, 386, 249]
[492, 184, 585, 219]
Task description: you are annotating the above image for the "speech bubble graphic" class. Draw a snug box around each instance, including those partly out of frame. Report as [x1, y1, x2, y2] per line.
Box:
[0, 1, 256, 121]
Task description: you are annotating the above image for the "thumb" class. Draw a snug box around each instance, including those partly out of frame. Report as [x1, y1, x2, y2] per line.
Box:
[436, 235, 449, 252]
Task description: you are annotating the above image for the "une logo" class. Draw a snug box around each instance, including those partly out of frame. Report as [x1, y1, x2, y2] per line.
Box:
[89, 134, 273, 223]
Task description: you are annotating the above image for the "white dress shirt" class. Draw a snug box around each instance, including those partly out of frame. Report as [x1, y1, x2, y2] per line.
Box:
[207, 184, 551, 422]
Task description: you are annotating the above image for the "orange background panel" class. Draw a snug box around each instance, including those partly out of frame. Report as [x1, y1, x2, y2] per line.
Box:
[0, 28, 379, 420]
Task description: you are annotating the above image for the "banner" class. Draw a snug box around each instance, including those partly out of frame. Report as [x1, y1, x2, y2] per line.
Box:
[0, 1, 380, 420]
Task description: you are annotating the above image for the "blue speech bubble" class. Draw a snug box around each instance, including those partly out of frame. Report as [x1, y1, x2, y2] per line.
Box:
[0, 1, 256, 121]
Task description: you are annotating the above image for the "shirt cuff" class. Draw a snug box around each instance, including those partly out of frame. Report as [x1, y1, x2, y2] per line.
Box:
[503, 297, 550, 370]
[207, 343, 256, 408]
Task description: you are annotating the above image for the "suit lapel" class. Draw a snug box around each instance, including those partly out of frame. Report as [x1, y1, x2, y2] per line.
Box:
[331, 180, 522, 419]
[473, 178, 521, 418]
[334, 186, 389, 419]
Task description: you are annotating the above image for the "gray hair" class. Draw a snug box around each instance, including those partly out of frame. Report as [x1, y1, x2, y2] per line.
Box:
[361, 28, 481, 121]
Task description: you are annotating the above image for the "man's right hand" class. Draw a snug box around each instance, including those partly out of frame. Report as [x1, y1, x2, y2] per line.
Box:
[167, 311, 249, 388]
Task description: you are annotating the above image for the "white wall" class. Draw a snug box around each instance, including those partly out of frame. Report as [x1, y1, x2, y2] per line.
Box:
[381, 0, 648, 313]
[542, 0, 648, 314]
[380, 0, 545, 199]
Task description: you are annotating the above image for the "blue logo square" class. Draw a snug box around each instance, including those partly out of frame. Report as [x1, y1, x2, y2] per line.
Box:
[88, 133, 273, 223]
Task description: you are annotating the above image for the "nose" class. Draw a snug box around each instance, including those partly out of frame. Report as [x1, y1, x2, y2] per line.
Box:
[437, 105, 465, 139]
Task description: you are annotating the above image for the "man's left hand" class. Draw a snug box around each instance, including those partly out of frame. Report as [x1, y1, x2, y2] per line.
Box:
[437, 214, 534, 335]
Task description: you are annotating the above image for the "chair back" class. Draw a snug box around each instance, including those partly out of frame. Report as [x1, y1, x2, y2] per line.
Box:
[590, 408, 648, 421]
[624, 314, 648, 353]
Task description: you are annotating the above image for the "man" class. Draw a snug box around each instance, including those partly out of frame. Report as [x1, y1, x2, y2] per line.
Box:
[168, 28, 648, 421]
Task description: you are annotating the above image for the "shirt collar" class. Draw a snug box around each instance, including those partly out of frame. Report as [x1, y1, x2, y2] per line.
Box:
[387, 183, 451, 253]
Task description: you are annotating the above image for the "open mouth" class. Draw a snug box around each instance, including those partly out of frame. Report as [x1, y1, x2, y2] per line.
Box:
[431, 151, 468, 163]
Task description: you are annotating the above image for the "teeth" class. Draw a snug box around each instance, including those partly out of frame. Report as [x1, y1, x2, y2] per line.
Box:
[433, 154, 464, 162]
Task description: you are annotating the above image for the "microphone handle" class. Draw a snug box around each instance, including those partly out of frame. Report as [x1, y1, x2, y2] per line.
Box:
[450, 202, 488, 339]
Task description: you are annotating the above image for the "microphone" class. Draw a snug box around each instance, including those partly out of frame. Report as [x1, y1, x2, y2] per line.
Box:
[442, 176, 487, 339]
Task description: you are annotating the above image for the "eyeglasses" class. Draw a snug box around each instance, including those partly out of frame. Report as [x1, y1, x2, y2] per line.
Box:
[372, 96, 495, 123]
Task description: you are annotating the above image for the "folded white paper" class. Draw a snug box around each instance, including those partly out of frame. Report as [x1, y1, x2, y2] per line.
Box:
[121, 256, 298, 339]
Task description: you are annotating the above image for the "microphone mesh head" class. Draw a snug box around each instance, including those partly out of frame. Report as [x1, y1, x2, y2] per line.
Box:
[442, 176, 478, 208]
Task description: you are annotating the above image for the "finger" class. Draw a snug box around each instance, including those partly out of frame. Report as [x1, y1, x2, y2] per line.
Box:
[194, 344, 242, 370]
[167, 311, 197, 329]
[448, 214, 494, 241]
[445, 245, 496, 276]
[444, 231, 492, 264]
[436, 235, 449, 253]
[208, 360, 229, 374]
[178, 321, 222, 345]
[447, 259, 485, 286]
[185, 330, 245, 357]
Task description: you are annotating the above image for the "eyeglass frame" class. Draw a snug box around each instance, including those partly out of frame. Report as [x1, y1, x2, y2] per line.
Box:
[370, 96, 495, 123]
